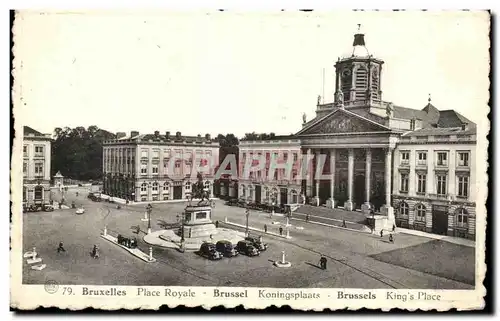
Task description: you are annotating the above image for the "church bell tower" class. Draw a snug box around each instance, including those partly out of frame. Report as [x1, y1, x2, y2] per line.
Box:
[334, 25, 384, 108]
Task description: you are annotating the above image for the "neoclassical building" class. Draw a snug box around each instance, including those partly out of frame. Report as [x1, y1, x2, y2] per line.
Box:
[23, 126, 52, 208]
[237, 30, 477, 239]
[102, 131, 219, 202]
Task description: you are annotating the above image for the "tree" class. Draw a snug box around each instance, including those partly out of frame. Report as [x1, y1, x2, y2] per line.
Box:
[51, 126, 115, 181]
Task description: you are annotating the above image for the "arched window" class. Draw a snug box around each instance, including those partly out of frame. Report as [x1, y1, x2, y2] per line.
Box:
[152, 182, 159, 193]
[290, 190, 298, 204]
[398, 201, 409, 217]
[456, 208, 468, 228]
[34, 185, 43, 200]
[415, 204, 426, 222]
[240, 184, 246, 197]
[163, 182, 170, 192]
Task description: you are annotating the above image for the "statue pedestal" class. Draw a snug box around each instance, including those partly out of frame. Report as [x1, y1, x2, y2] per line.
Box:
[178, 204, 217, 238]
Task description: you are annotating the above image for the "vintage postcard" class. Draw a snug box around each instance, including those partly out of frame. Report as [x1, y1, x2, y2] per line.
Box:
[10, 10, 489, 311]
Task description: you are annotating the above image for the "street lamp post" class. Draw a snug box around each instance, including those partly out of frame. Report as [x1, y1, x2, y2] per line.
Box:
[245, 206, 250, 237]
[146, 204, 152, 234]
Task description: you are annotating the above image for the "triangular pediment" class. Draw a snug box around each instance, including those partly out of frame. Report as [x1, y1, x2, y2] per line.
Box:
[297, 109, 390, 135]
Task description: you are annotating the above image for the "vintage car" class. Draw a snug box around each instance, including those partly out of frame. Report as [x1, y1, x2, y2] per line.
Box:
[245, 235, 268, 251]
[117, 235, 138, 249]
[236, 241, 260, 257]
[225, 198, 239, 207]
[43, 205, 54, 212]
[75, 207, 85, 215]
[198, 242, 223, 260]
[215, 240, 239, 257]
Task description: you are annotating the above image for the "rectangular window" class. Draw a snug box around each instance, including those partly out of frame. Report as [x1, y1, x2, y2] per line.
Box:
[400, 151, 409, 164]
[457, 176, 469, 198]
[23, 145, 28, 157]
[141, 149, 148, 159]
[417, 152, 427, 165]
[400, 173, 409, 192]
[34, 162, 43, 177]
[23, 162, 27, 176]
[436, 175, 447, 195]
[152, 163, 159, 175]
[293, 153, 298, 162]
[417, 174, 426, 193]
[458, 152, 470, 167]
[140, 161, 148, 175]
[152, 149, 160, 159]
[35, 145, 44, 156]
[437, 152, 448, 166]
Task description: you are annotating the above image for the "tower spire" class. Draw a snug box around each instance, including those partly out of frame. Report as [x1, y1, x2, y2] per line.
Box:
[352, 24, 369, 56]
[428, 93, 432, 103]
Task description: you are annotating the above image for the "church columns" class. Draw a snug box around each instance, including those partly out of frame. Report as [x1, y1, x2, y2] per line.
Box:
[306, 148, 313, 198]
[362, 148, 372, 215]
[381, 148, 395, 223]
[327, 149, 336, 209]
[314, 150, 321, 206]
[344, 148, 354, 211]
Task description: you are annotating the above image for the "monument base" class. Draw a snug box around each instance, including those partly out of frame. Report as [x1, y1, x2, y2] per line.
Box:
[180, 223, 217, 238]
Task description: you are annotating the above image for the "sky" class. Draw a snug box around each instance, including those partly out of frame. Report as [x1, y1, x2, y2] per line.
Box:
[13, 10, 490, 137]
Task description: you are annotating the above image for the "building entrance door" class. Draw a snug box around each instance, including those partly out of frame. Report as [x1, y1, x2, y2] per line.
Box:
[173, 186, 182, 200]
[319, 180, 330, 205]
[280, 188, 288, 205]
[432, 205, 449, 235]
[34, 185, 43, 204]
[354, 175, 365, 209]
[255, 185, 262, 204]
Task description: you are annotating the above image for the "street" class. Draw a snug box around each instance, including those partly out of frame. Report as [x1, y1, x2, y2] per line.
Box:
[22, 187, 474, 289]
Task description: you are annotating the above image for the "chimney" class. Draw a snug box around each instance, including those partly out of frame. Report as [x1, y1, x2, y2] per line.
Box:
[176, 131, 181, 138]
[197, 134, 201, 138]
[154, 130, 159, 137]
[205, 133, 211, 140]
[165, 131, 171, 139]
[116, 132, 126, 139]
[130, 131, 139, 138]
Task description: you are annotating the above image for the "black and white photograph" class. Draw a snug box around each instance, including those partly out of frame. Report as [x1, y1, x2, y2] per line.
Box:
[10, 10, 489, 311]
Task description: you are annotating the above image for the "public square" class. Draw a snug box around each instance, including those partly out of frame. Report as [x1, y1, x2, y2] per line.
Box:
[22, 187, 475, 289]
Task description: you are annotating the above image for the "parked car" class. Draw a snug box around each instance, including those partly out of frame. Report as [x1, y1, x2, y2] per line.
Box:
[245, 235, 268, 251]
[236, 241, 260, 257]
[43, 205, 54, 212]
[75, 207, 85, 215]
[225, 198, 239, 207]
[215, 240, 239, 257]
[198, 242, 223, 260]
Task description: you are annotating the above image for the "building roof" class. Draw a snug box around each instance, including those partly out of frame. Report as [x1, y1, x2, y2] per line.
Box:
[110, 132, 219, 144]
[23, 126, 45, 137]
[403, 126, 476, 137]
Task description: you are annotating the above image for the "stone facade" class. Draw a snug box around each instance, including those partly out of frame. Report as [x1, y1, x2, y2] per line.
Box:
[23, 126, 52, 207]
[103, 131, 219, 202]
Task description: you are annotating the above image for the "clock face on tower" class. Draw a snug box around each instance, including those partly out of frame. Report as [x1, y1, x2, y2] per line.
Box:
[342, 69, 351, 78]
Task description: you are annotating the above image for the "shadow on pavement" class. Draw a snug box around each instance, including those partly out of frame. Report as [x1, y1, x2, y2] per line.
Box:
[305, 262, 323, 270]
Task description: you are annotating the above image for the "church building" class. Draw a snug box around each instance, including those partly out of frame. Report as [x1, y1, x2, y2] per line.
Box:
[237, 29, 476, 240]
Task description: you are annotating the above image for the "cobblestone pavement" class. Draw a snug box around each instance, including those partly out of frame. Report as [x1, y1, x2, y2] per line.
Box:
[22, 190, 474, 289]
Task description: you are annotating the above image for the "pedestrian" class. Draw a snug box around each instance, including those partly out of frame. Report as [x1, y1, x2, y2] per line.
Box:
[92, 245, 99, 259]
[57, 242, 66, 253]
[306, 214, 309, 222]
[215, 220, 219, 228]
[380, 229, 383, 238]
[392, 224, 396, 232]
[210, 234, 213, 241]
[136, 226, 141, 234]
[342, 220, 346, 228]
[320, 256, 327, 270]
[389, 234, 394, 243]
[264, 224, 268, 233]
[279, 226, 283, 236]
